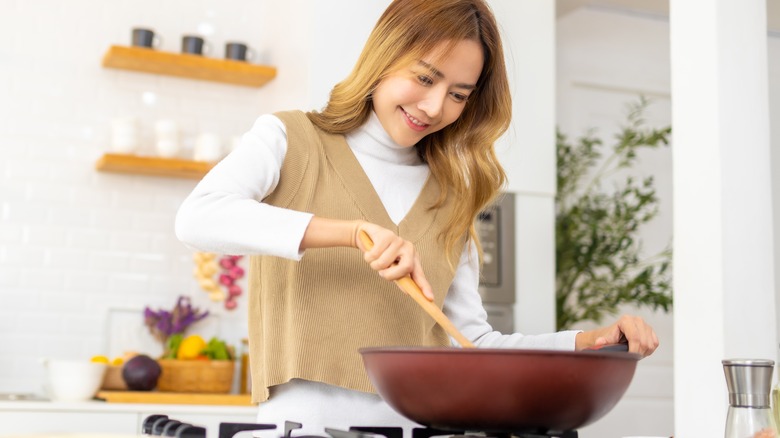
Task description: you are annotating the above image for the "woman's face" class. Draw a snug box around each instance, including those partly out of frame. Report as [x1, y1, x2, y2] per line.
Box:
[372, 39, 484, 148]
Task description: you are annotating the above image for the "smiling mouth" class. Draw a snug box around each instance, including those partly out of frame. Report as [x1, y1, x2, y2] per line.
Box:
[401, 108, 430, 131]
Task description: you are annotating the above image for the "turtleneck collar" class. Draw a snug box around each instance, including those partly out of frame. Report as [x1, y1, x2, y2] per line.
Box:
[345, 111, 424, 166]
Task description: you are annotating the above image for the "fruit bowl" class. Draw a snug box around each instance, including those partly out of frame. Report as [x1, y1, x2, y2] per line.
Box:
[156, 359, 234, 393]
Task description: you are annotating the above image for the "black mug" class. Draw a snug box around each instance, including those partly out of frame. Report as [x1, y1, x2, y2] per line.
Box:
[132, 28, 161, 48]
[225, 42, 255, 62]
[182, 35, 210, 55]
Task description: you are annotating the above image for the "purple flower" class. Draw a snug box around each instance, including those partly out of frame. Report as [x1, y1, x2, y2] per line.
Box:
[144, 296, 209, 344]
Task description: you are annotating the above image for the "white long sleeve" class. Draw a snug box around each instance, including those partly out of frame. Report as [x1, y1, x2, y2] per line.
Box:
[175, 115, 313, 260]
[444, 240, 580, 349]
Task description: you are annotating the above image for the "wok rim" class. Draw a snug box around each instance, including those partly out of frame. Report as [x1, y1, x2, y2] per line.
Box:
[359, 346, 642, 362]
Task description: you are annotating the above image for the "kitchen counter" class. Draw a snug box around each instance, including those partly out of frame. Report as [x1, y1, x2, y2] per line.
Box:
[0, 399, 257, 413]
[0, 399, 258, 437]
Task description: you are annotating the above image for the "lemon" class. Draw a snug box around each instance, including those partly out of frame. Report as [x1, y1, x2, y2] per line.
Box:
[177, 335, 207, 360]
[90, 355, 109, 364]
[111, 357, 124, 366]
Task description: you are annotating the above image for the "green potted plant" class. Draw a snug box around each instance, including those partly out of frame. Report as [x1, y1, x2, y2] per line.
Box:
[555, 97, 673, 330]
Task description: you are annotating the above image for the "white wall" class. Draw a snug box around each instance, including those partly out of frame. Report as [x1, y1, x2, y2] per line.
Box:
[306, 1, 391, 110]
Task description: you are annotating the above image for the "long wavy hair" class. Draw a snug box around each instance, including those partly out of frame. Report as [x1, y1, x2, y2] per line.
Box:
[308, 0, 511, 264]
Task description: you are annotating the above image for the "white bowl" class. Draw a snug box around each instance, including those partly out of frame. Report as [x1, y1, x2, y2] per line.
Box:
[43, 359, 107, 402]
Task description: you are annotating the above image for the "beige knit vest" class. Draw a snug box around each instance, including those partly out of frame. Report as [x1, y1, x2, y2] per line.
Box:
[247, 110, 465, 402]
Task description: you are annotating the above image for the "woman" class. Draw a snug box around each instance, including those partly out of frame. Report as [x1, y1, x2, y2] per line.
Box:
[176, 0, 658, 433]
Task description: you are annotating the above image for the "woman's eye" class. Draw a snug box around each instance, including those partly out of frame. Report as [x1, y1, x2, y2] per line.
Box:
[417, 75, 434, 85]
[451, 93, 468, 103]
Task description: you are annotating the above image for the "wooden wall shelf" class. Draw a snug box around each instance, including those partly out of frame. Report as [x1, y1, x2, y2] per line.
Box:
[96, 153, 213, 179]
[101, 45, 277, 87]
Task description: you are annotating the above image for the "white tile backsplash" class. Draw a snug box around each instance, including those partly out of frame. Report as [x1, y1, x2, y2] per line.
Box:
[109, 232, 152, 252]
[88, 251, 131, 272]
[63, 271, 110, 293]
[5, 159, 52, 181]
[0, 0, 286, 394]
[46, 248, 90, 270]
[26, 225, 68, 247]
[66, 229, 111, 249]
[7, 203, 50, 226]
[2, 246, 47, 268]
[0, 269, 20, 287]
[20, 270, 64, 290]
[47, 207, 93, 228]
[91, 207, 135, 230]
[0, 222, 24, 244]
[27, 184, 74, 205]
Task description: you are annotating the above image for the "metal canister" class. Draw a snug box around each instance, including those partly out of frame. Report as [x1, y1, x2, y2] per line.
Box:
[722, 359, 777, 438]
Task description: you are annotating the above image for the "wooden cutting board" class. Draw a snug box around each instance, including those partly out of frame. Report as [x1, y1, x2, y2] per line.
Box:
[96, 390, 253, 406]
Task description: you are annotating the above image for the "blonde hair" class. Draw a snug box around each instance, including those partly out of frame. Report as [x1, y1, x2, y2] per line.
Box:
[308, 0, 511, 264]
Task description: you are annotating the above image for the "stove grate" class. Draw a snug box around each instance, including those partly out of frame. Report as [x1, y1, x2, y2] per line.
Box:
[140, 415, 577, 438]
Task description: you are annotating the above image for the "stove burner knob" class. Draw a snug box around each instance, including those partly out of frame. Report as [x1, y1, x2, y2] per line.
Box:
[142, 415, 169, 435]
[176, 425, 207, 438]
[162, 420, 184, 436]
[152, 418, 179, 435]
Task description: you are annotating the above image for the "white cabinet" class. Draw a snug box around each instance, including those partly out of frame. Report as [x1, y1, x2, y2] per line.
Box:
[0, 400, 257, 437]
[0, 410, 138, 435]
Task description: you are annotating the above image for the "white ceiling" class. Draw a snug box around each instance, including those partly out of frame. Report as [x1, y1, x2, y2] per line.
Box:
[556, 0, 780, 33]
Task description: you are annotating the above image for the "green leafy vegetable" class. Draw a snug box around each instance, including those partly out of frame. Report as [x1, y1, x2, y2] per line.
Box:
[202, 337, 233, 360]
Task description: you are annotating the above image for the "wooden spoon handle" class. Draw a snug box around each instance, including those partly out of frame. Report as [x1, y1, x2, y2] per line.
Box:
[358, 231, 475, 348]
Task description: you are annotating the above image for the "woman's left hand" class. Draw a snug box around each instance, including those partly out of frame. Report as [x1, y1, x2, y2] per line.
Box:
[575, 315, 659, 357]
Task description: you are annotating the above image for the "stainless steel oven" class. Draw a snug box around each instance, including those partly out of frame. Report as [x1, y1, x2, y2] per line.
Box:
[476, 192, 515, 333]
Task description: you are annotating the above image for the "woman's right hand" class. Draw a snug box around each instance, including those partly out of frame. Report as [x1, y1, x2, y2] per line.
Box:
[574, 314, 659, 357]
[354, 222, 434, 302]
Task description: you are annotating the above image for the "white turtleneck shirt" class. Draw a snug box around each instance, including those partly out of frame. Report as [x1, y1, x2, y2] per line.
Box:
[174, 111, 580, 433]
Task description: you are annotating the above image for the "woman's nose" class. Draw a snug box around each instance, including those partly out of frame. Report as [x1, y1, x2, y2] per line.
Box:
[417, 88, 447, 120]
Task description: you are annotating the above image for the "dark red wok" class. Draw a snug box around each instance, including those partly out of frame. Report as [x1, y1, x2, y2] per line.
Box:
[360, 346, 640, 433]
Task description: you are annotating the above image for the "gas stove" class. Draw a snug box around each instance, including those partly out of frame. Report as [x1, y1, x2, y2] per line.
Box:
[141, 415, 578, 438]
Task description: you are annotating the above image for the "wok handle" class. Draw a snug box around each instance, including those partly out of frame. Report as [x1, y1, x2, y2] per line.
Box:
[358, 231, 475, 348]
[584, 343, 629, 352]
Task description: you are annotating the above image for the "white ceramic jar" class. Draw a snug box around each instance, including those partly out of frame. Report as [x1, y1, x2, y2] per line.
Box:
[110, 117, 140, 154]
[154, 119, 181, 158]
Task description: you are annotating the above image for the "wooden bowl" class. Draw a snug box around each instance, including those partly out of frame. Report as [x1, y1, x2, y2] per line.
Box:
[156, 359, 234, 393]
[100, 365, 127, 390]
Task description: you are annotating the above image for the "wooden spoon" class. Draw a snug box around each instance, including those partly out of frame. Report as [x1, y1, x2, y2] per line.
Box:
[358, 231, 475, 348]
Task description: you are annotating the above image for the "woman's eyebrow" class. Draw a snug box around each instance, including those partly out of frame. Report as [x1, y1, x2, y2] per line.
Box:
[417, 61, 477, 90]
